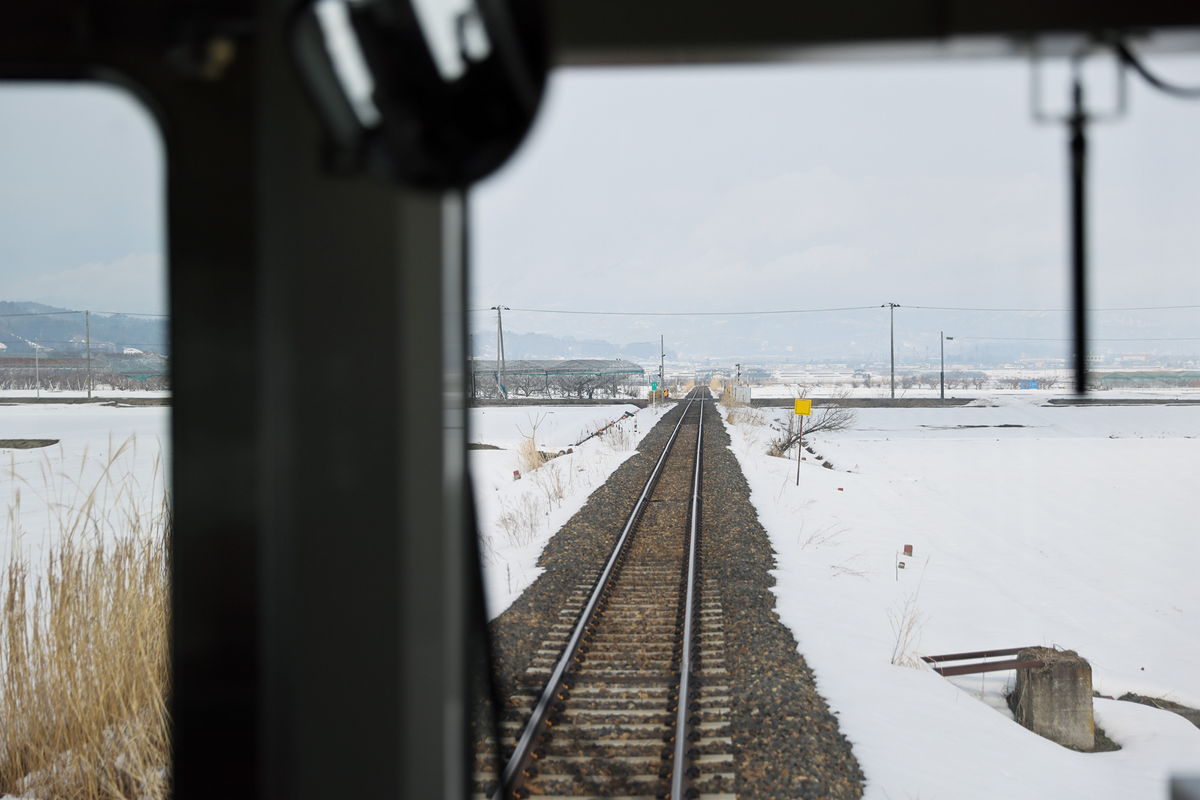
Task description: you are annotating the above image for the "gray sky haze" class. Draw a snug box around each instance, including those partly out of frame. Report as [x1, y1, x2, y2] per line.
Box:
[1, 54, 1197, 362]
[471, 54, 1200, 361]
[0, 84, 164, 315]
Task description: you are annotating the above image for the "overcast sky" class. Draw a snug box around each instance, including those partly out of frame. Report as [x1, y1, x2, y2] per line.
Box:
[0, 84, 163, 315]
[1, 53, 1197, 354]
[471, 53, 1200, 355]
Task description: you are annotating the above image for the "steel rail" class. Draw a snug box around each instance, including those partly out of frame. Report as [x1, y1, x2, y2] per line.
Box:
[495, 392, 701, 800]
[669, 393, 704, 800]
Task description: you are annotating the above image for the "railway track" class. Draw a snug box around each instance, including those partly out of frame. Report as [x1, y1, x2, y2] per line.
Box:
[479, 388, 734, 800]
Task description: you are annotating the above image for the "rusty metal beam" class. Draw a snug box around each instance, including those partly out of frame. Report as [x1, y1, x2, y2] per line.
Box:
[922, 647, 1029, 663]
[931, 659, 1045, 677]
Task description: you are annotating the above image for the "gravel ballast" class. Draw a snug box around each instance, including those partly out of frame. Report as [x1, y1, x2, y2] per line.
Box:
[485, 396, 864, 798]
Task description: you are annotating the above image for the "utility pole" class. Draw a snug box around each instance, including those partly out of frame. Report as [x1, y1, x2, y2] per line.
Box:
[85, 310, 93, 400]
[1068, 75, 1088, 395]
[34, 341, 40, 398]
[940, 332, 954, 401]
[886, 303, 899, 399]
[491, 305, 509, 399]
[659, 335, 665, 398]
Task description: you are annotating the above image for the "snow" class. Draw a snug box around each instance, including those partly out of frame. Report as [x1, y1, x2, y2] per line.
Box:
[470, 403, 672, 618]
[9, 399, 1190, 796]
[721, 395, 1200, 799]
[746, 382, 1200, 401]
[0, 403, 169, 559]
[0, 389, 170, 399]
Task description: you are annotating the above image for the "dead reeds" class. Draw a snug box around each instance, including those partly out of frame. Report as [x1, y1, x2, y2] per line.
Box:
[0, 438, 169, 799]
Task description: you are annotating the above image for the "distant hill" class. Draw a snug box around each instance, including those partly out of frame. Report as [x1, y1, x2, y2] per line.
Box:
[0, 301, 168, 356]
[470, 330, 673, 362]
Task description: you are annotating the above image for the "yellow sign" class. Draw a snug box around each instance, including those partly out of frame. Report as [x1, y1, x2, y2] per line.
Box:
[794, 399, 812, 416]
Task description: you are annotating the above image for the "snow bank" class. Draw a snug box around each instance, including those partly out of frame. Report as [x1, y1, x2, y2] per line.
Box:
[470, 403, 673, 618]
[721, 395, 1200, 800]
[0, 404, 169, 559]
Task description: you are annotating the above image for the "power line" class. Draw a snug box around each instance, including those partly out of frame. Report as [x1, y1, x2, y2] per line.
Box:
[469, 302, 1200, 316]
[491, 305, 883, 316]
[907, 304, 1200, 312]
[0, 309, 168, 318]
[959, 336, 1200, 342]
[1116, 38, 1200, 100]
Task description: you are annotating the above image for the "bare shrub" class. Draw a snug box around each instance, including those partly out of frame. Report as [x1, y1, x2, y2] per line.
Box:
[601, 420, 633, 451]
[516, 412, 549, 473]
[725, 407, 765, 428]
[797, 523, 846, 550]
[0, 440, 169, 800]
[533, 461, 570, 508]
[496, 495, 543, 547]
[767, 392, 856, 458]
[888, 592, 926, 667]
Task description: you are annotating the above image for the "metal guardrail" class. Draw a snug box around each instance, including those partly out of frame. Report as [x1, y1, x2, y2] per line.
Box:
[922, 647, 1044, 677]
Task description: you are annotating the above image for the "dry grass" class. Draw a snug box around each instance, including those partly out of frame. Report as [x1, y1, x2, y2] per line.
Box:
[515, 413, 550, 474]
[496, 494, 543, 547]
[599, 420, 633, 452]
[0, 439, 169, 800]
[888, 591, 926, 668]
[533, 461, 570, 508]
[515, 438, 547, 473]
[724, 406, 765, 428]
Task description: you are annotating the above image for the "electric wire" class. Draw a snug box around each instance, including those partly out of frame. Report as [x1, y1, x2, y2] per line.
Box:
[468, 302, 1200, 316]
[959, 336, 1200, 342]
[501, 305, 883, 316]
[907, 304, 1200, 312]
[1116, 40, 1200, 99]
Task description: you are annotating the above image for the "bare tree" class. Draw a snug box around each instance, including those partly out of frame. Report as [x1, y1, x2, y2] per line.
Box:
[767, 391, 856, 457]
[553, 372, 601, 399]
[507, 372, 544, 398]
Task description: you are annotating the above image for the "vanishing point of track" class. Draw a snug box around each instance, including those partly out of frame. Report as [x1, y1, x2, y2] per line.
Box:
[487, 388, 734, 800]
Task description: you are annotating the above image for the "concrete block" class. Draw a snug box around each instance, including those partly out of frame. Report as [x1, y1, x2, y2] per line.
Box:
[1011, 647, 1095, 750]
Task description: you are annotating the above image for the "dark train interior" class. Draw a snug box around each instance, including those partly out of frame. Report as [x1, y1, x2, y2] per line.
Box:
[2, 2, 1198, 798]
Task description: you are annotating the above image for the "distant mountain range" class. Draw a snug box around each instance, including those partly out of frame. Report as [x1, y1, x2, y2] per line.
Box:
[470, 330, 673, 362]
[471, 307, 1200, 369]
[0, 301, 168, 356]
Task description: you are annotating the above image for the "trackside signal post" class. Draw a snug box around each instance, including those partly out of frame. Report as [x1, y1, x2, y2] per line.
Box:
[794, 399, 811, 485]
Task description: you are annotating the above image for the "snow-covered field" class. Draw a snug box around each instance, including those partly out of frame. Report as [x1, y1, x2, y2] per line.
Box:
[470, 403, 672, 617]
[0, 389, 170, 399]
[13, 400, 1191, 797]
[468, 395, 1200, 798]
[748, 382, 1200, 401]
[723, 395, 1200, 799]
[0, 403, 169, 558]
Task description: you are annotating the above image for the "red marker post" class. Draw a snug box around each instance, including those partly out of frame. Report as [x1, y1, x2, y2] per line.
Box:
[794, 399, 812, 486]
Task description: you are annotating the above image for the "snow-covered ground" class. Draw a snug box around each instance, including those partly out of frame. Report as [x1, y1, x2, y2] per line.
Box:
[722, 395, 1200, 799]
[0, 389, 170, 399]
[21, 398, 1189, 798]
[0, 403, 169, 558]
[747, 382, 1200, 401]
[470, 403, 673, 618]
